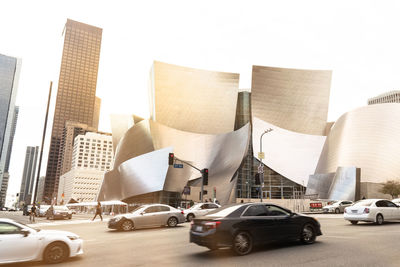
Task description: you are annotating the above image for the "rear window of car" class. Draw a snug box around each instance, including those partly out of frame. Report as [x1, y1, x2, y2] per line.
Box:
[353, 200, 373, 207]
[206, 205, 244, 218]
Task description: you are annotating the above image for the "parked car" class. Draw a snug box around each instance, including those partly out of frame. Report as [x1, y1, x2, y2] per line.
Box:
[183, 203, 221, 221]
[190, 203, 322, 256]
[322, 200, 353, 214]
[46, 205, 73, 220]
[108, 204, 185, 231]
[344, 199, 400, 225]
[37, 205, 50, 217]
[0, 218, 83, 264]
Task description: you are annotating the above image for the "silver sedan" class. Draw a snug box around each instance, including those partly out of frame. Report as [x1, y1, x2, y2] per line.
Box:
[108, 204, 186, 231]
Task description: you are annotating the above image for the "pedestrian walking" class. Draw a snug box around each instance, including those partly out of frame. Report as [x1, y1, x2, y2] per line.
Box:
[92, 201, 103, 221]
[30, 203, 37, 222]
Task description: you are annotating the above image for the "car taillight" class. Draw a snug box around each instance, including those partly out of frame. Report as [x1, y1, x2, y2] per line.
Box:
[181, 210, 184, 214]
[204, 221, 221, 230]
[364, 208, 370, 214]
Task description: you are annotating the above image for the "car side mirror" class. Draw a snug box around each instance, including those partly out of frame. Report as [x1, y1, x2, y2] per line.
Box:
[20, 229, 30, 237]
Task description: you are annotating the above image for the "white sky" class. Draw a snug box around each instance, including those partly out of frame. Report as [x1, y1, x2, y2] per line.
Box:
[2, 0, 400, 201]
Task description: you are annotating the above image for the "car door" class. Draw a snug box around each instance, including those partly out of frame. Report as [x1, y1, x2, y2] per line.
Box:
[385, 201, 399, 219]
[135, 206, 160, 228]
[197, 204, 209, 216]
[265, 205, 299, 240]
[0, 223, 39, 263]
[375, 200, 391, 219]
[240, 204, 276, 244]
[207, 204, 219, 213]
[156, 206, 171, 225]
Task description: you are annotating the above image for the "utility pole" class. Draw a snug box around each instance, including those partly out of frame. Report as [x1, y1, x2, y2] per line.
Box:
[33, 81, 52, 204]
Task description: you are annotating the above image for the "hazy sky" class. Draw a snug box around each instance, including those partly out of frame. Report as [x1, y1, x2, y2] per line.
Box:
[2, 0, 400, 201]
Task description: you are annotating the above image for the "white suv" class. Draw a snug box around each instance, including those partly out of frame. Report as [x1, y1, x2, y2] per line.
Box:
[183, 203, 220, 221]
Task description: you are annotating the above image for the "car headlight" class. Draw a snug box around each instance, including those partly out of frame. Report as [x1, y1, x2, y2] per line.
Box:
[114, 217, 122, 222]
[68, 235, 79, 240]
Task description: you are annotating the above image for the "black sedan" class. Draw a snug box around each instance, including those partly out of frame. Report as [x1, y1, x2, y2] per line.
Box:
[190, 203, 322, 255]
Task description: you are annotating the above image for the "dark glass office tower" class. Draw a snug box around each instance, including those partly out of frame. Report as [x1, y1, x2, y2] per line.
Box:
[43, 19, 102, 202]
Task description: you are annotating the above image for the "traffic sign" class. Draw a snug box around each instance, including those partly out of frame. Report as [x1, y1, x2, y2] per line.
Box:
[183, 186, 191, 195]
[258, 164, 264, 173]
[258, 152, 265, 159]
[173, 164, 183, 168]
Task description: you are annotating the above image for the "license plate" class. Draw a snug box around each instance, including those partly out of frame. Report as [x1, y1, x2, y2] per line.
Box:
[352, 210, 357, 213]
[195, 226, 202, 232]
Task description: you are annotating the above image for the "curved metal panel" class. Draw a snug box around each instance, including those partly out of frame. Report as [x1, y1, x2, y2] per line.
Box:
[251, 65, 332, 136]
[150, 61, 240, 134]
[252, 117, 326, 185]
[109, 114, 135, 153]
[315, 103, 400, 183]
[100, 119, 250, 204]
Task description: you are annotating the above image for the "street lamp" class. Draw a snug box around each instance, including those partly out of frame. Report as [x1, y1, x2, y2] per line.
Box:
[258, 128, 273, 202]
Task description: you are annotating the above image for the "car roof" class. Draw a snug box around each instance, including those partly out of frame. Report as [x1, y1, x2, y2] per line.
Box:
[0, 218, 16, 223]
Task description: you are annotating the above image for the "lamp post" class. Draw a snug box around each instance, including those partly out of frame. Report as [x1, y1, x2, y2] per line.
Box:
[258, 128, 273, 202]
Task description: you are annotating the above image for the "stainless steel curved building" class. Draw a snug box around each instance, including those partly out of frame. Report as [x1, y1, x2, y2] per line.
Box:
[315, 103, 400, 184]
[98, 119, 250, 204]
[251, 65, 332, 136]
[252, 117, 326, 186]
[150, 61, 240, 134]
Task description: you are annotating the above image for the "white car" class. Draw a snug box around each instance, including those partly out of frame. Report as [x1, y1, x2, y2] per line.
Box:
[0, 218, 83, 264]
[183, 203, 221, 221]
[344, 199, 400, 225]
[322, 200, 353, 214]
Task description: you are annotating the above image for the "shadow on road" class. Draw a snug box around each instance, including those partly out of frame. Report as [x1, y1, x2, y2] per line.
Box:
[188, 240, 323, 259]
[344, 220, 400, 227]
[106, 224, 186, 233]
[5, 255, 83, 266]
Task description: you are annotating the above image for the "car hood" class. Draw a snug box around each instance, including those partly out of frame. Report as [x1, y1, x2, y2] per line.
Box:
[37, 229, 78, 237]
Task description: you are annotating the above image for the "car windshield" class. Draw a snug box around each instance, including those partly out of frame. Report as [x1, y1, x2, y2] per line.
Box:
[328, 201, 338, 205]
[206, 204, 242, 217]
[353, 200, 373, 207]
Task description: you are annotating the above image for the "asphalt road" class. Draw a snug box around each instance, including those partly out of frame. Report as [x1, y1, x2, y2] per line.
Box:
[3, 213, 400, 267]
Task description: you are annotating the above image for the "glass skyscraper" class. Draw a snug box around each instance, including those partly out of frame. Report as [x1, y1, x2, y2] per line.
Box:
[43, 19, 102, 202]
[0, 54, 20, 207]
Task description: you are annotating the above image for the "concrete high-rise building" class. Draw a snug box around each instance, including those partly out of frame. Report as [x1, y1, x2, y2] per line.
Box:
[0, 54, 21, 207]
[58, 132, 113, 204]
[57, 121, 98, 186]
[368, 91, 400, 105]
[19, 146, 39, 205]
[44, 19, 103, 202]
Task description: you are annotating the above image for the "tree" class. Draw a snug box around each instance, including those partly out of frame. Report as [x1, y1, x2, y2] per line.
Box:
[380, 180, 400, 198]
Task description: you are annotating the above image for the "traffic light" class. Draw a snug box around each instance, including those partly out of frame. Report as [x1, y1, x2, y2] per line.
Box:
[201, 168, 209, 185]
[168, 153, 174, 165]
[255, 173, 260, 185]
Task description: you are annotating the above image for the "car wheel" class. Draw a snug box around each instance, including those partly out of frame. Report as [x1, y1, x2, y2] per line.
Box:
[335, 208, 340, 214]
[187, 214, 195, 222]
[43, 242, 69, 264]
[167, 217, 178, 227]
[350, 220, 358, 225]
[68, 215, 72, 219]
[232, 232, 253, 256]
[300, 223, 316, 244]
[120, 220, 134, 231]
[376, 214, 384, 225]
